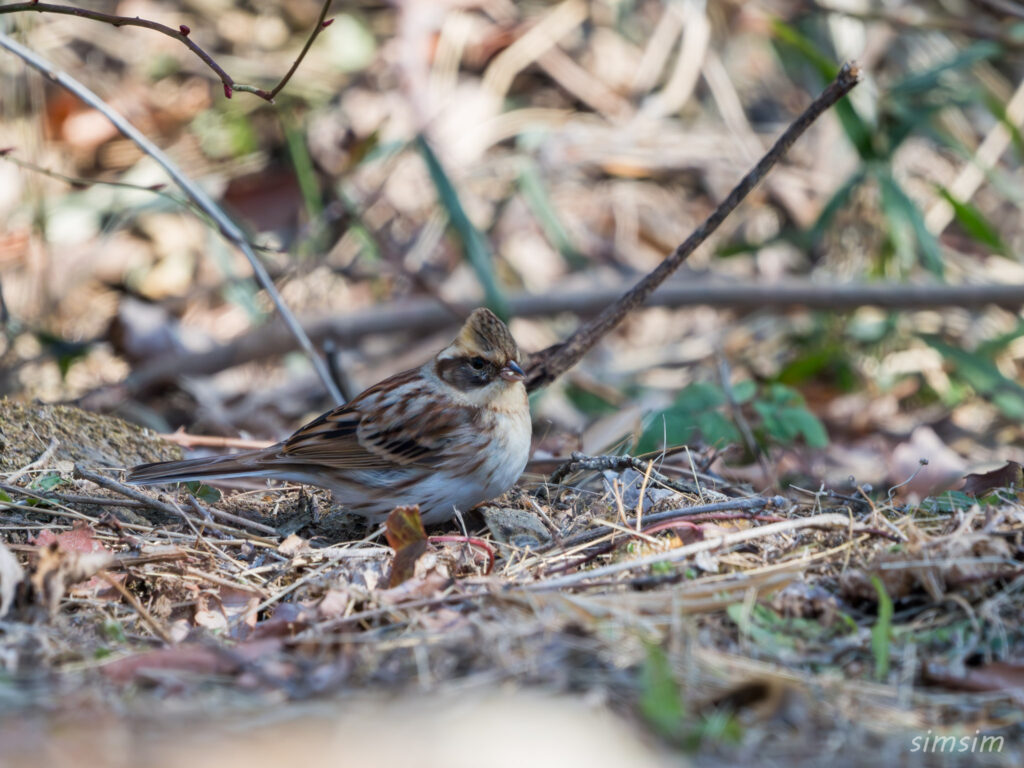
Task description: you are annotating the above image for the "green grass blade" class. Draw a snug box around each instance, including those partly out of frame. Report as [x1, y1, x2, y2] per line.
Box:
[877, 171, 945, 276]
[870, 575, 893, 682]
[416, 134, 510, 320]
[937, 186, 1008, 255]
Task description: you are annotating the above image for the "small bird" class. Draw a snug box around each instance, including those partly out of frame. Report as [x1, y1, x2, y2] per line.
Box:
[128, 308, 532, 525]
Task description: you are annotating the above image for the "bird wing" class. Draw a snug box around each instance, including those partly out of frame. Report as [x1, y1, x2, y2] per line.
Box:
[277, 368, 469, 470]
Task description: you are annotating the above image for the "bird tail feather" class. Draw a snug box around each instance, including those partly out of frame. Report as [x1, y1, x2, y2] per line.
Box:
[127, 449, 276, 486]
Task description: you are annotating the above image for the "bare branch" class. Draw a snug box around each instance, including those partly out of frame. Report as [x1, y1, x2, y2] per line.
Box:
[263, 0, 334, 100]
[523, 62, 862, 391]
[0, 0, 334, 102]
[79, 277, 1024, 402]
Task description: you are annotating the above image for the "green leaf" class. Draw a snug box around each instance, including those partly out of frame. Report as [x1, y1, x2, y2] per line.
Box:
[416, 134, 510, 320]
[281, 107, 324, 225]
[638, 643, 684, 737]
[185, 482, 222, 504]
[674, 381, 726, 410]
[33, 473, 65, 492]
[751, 384, 829, 448]
[870, 575, 893, 681]
[730, 379, 757, 404]
[924, 336, 1024, 419]
[0, 490, 11, 503]
[937, 186, 1007, 255]
[637, 382, 739, 453]
[983, 91, 1024, 160]
[785, 407, 829, 448]
[877, 172, 944, 276]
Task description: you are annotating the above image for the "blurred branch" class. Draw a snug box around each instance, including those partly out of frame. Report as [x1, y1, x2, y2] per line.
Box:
[523, 62, 863, 391]
[83, 278, 1024, 403]
[811, 0, 1024, 47]
[0, 30, 346, 404]
[0, 275, 8, 328]
[0, 0, 334, 100]
[1, 148, 195, 208]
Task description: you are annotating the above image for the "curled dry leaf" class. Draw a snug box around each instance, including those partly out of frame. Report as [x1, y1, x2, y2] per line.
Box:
[385, 505, 429, 588]
[278, 533, 311, 557]
[961, 460, 1024, 497]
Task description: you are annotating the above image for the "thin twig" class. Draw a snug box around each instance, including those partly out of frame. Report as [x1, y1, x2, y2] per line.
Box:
[264, 0, 334, 100]
[0, 1, 334, 101]
[523, 62, 862, 390]
[540, 495, 785, 553]
[157, 429, 273, 451]
[72, 465, 279, 539]
[100, 571, 174, 644]
[545, 451, 704, 499]
[1, 149, 199, 211]
[0, 30, 344, 404]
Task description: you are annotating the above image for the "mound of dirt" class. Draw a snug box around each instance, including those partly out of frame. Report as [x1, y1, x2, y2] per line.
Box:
[0, 399, 181, 474]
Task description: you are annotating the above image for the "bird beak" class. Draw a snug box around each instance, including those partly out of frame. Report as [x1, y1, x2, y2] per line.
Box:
[500, 360, 526, 382]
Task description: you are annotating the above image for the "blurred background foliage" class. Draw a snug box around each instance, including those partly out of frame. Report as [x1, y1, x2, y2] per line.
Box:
[2, 0, 1024, 494]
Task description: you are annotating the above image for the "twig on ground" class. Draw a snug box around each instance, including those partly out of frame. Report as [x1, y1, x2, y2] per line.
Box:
[0, 30, 345, 404]
[545, 451, 703, 496]
[0, 0, 334, 101]
[158, 429, 274, 451]
[100, 571, 174, 644]
[72, 465, 279, 539]
[541, 495, 786, 553]
[522, 62, 862, 390]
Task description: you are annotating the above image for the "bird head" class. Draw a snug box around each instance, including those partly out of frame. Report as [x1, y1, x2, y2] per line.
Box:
[434, 308, 526, 396]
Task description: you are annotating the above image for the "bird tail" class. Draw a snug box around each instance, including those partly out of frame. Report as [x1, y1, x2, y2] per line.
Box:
[127, 448, 279, 487]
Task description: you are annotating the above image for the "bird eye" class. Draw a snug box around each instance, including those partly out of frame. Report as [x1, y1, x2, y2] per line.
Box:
[470, 356, 487, 370]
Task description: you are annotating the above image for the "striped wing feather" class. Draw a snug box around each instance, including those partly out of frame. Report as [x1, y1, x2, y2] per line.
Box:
[277, 368, 467, 470]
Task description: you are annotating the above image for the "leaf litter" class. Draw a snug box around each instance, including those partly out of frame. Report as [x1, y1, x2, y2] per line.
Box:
[0, 405, 1021, 764]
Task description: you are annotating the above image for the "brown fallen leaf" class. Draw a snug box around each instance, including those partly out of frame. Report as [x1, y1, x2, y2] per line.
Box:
[278, 533, 311, 557]
[961, 461, 1024, 497]
[385, 506, 430, 588]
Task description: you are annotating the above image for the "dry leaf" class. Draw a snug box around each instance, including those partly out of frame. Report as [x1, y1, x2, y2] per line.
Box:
[386, 506, 430, 588]
[961, 461, 1024, 497]
[278, 533, 310, 557]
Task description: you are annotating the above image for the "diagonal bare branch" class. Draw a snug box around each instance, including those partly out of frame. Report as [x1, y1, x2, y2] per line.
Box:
[523, 62, 862, 391]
